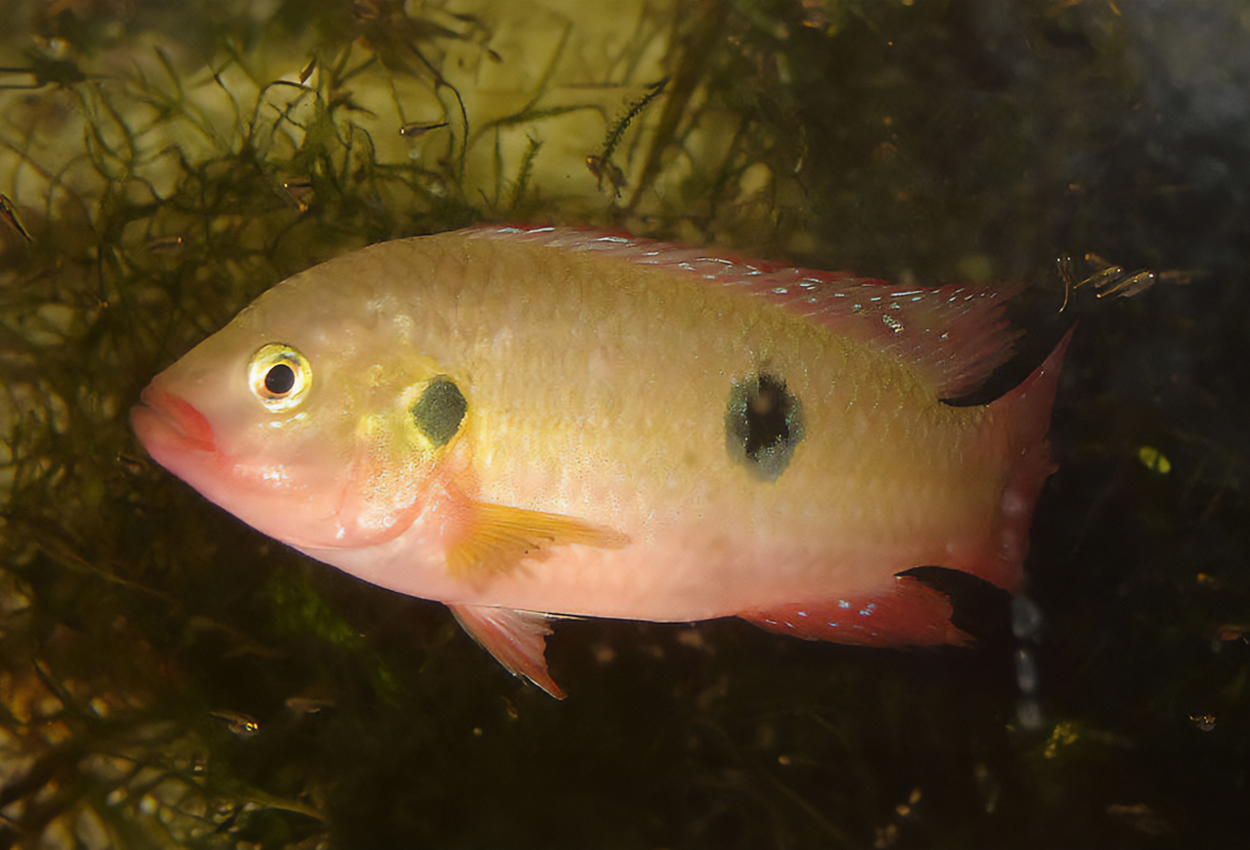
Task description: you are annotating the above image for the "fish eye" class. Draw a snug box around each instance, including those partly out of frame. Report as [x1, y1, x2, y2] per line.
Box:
[248, 343, 312, 411]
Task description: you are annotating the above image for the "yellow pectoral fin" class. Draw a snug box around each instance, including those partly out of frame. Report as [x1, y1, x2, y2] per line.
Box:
[446, 501, 629, 582]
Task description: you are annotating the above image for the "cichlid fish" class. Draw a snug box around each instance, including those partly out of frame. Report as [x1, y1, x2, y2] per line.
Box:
[132, 225, 1070, 697]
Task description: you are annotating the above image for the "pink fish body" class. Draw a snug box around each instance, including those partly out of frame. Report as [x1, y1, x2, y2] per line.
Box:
[132, 225, 1069, 696]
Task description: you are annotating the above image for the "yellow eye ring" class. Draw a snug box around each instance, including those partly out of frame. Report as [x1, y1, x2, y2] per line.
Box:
[248, 343, 312, 411]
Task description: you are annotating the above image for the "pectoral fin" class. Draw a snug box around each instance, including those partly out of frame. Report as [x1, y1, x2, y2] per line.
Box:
[446, 501, 628, 582]
[449, 604, 565, 699]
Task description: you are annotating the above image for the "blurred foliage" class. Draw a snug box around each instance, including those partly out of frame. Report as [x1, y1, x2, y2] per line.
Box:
[0, 0, 1248, 847]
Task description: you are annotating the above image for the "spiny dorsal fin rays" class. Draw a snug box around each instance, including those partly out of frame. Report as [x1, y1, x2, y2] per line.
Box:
[449, 604, 565, 699]
[465, 224, 1020, 400]
[446, 500, 629, 584]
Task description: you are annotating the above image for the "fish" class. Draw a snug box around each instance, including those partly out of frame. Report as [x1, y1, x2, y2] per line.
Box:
[131, 224, 1071, 698]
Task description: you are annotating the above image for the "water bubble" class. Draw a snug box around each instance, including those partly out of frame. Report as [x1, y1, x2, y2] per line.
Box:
[1011, 595, 1043, 640]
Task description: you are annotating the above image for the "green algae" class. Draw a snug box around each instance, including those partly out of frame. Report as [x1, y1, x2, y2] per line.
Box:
[0, 1, 1248, 847]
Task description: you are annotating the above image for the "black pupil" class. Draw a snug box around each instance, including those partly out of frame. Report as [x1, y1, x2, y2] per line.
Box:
[264, 363, 296, 395]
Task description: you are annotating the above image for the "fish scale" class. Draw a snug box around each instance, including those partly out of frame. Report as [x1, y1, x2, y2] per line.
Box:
[132, 224, 1070, 697]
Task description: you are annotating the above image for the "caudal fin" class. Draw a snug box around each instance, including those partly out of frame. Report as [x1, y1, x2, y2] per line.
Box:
[740, 328, 1072, 649]
[973, 327, 1074, 593]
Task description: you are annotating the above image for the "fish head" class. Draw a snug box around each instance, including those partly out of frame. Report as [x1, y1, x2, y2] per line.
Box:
[132, 278, 467, 552]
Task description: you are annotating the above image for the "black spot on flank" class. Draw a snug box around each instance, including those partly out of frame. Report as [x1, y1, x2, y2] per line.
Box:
[264, 363, 295, 395]
[726, 373, 805, 481]
[743, 377, 790, 457]
[412, 378, 466, 448]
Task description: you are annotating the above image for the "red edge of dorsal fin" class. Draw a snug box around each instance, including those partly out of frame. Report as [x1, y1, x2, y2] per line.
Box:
[464, 223, 1021, 398]
[449, 603, 566, 699]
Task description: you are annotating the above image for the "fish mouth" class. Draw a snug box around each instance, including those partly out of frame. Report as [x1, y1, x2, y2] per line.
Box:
[131, 385, 217, 456]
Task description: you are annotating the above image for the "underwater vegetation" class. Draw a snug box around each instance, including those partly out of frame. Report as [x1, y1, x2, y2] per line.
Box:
[0, 0, 1247, 847]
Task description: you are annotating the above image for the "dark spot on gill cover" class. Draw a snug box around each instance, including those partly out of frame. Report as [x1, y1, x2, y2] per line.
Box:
[412, 377, 466, 448]
[726, 373, 804, 481]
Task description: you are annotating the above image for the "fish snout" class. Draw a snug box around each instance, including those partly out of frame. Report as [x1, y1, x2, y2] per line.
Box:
[132, 385, 217, 455]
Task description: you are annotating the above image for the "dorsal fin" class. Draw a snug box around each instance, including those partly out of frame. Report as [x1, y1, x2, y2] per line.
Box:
[465, 224, 1020, 398]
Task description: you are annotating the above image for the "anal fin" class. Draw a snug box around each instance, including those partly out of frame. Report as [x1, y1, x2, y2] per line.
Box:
[450, 604, 566, 699]
[740, 576, 971, 648]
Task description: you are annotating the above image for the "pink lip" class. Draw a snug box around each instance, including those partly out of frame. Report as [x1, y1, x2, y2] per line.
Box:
[131, 385, 217, 455]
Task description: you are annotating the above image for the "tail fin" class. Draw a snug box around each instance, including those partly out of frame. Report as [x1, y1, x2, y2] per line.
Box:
[977, 327, 1074, 593]
[739, 329, 1072, 649]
